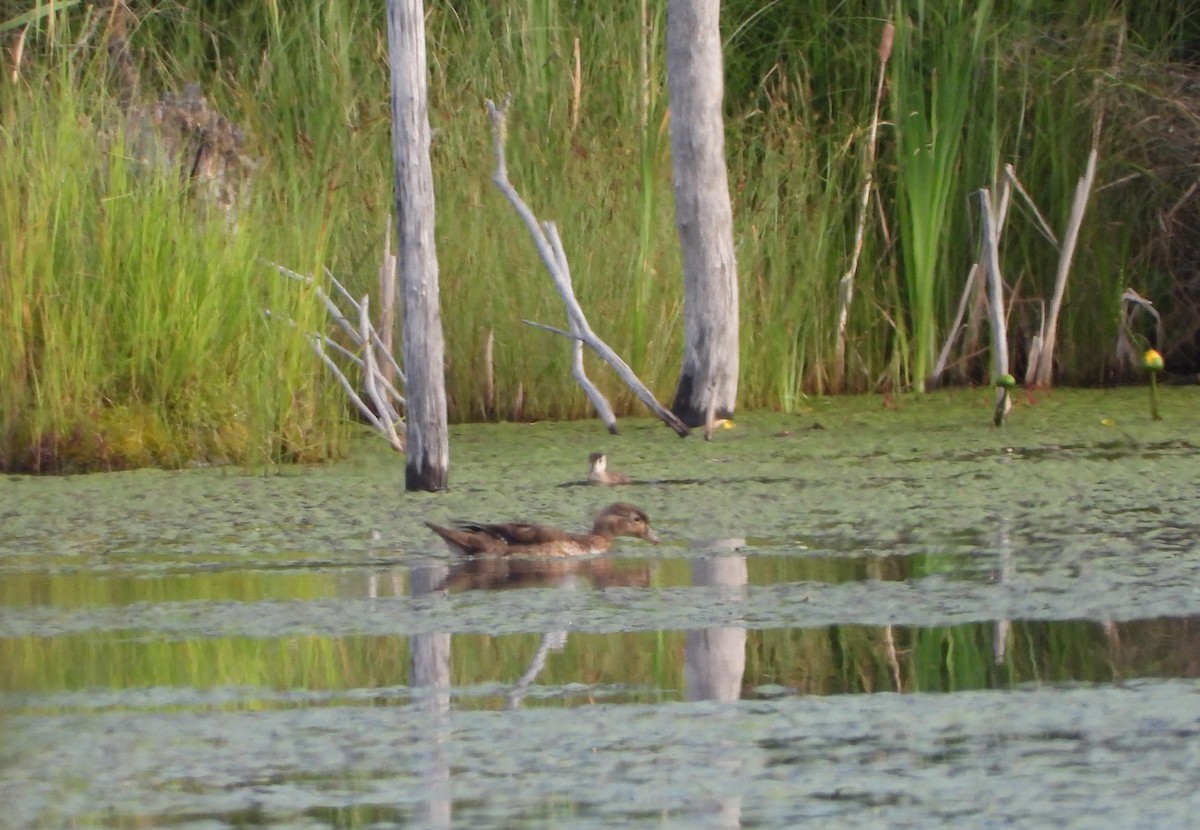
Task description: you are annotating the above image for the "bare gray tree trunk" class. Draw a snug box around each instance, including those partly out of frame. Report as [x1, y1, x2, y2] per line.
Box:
[387, 0, 449, 490]
[666, 0, 739, 427]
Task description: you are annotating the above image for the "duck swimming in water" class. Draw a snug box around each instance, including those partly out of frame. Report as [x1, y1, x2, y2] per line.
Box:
[426, 502, 659, 557]
[587, 452, 633, 485]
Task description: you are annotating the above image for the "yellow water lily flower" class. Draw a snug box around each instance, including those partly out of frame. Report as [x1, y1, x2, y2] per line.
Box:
[1144, 349, 1164, 421]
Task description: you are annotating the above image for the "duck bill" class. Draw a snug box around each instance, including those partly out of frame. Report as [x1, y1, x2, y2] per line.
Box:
[643, 530, 661, 544]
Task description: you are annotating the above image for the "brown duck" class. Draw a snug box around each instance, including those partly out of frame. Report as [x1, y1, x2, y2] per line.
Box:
[426, 502, 659, 557]
[587, 452, 632, 485]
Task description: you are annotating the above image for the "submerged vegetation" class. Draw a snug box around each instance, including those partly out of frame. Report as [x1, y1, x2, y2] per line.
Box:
[1, 0, 1198, 470]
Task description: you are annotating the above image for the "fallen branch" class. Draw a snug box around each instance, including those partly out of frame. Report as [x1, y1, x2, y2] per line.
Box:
[523, 320, 619, 431]
[312, 335, 404, 451]
[318, 333, 406, 406]
[359, 296, 406, 451]
[267, 236, 408, 452]
[487, 95, 689, 437]
[272, 261, 407, 388]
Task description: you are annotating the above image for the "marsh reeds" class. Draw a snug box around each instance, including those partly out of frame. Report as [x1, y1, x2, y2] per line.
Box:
[1, 7, 359, 470]
[2, 1, 1194, 469]
[891, 0, 994, 392]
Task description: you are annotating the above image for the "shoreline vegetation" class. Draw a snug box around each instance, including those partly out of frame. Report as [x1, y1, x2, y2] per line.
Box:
[2, 1, 1198, 472]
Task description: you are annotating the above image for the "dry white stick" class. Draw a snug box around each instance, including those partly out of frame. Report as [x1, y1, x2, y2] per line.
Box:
[273, 261, 407, 386]
[273, 262, 359, 341]
[326, 267, 407, 386]
[266, 309, 406, 408]
[484, 328, 495, 415]
[539, 222, 618, 433]
[978, 187, 1011, 425]
[1024, 301, 1045, 388]
[313, 332, 406, 407]
[318, 333, 361, 365]
[979, 190, 1010, 378]
[1003, 164, 1056, 246]
[930, 165, 1015, 389]
[523, 319, 575, 339]
[930, 264, 980, 384]
[358, 295, 401, 425]
[324, 267, 364, 314]
[1025, 336, 1042, 387]
[270, 260, 408, 449]
[522, 321, 619, 431]
[571, 339, 618, 433]
[996, 165, 1015, 233]
[311, 337, 388, 433]
[520, 322, 618, 434]
[359, 296, 405, 452]
[1032, 136, 1099, 387]
[377, 224, 398, 388]
[488, 95, 690, 437]
[835, 20, 894, 391]
[321, 334, 407, 407]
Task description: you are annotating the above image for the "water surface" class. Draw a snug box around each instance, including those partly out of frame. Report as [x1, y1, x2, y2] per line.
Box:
[2, 389, 1199, 828]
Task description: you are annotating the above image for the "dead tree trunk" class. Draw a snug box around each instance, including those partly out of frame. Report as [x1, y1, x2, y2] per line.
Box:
[387, 0, 449, 491]
[666, 0, 739, 428]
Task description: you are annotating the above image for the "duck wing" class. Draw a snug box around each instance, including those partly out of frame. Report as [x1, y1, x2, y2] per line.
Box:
[456, 520, 576, 546]
[426, 521, 509, 556]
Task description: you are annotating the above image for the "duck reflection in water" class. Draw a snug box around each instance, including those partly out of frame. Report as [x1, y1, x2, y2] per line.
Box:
[439, 555, 652, 592]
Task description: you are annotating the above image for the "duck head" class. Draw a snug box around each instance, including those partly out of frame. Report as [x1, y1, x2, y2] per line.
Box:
[592, 502, 660, 543]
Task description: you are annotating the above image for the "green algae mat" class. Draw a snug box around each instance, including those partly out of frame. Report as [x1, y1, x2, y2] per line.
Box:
[2, 389, 1199, 828]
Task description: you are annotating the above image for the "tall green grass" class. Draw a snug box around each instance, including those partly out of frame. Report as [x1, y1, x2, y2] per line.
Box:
[1, 1, 1195, 469]
[0, 4, 381, 470]
[891, 0, 994, 391]
[0, 37, 345, 470]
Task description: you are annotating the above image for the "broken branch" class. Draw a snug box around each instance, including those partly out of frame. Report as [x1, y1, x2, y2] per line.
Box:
[487, 95, 689, 437]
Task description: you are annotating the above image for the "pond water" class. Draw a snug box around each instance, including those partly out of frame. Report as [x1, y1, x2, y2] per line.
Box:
[2, 389, 1199, 828]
